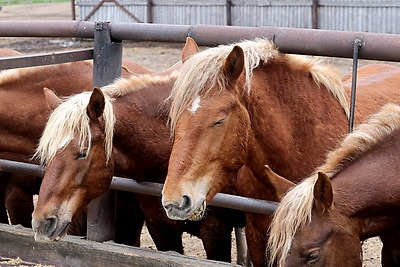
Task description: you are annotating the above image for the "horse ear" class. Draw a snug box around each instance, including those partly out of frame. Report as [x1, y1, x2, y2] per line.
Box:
[223, 45, 244, 83]
[87, 88, 105, 120]
[264, 165, 294, 199]
[43, 87, 62, 110]
[182, 37, 199, 63]
[314, 172, 333, 210]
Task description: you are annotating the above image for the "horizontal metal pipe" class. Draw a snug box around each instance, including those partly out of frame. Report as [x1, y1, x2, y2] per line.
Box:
[0, 20, 94, 38]
[0, 159, 44, 177]
[0, 49, 94, 70]
[112, 23, 400, 61]
[0, 21, 399, 61]
[0, 159, 277, 215]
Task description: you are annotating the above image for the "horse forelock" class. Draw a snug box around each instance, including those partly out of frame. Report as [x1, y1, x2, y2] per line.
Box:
[268, 103, 400, 266]
[168, 38, 349, 134]
[267, 173, 318, 267]
[168, 38, 279, 132]
[33, 90, 115, 166]
[33, 72, 176, 166]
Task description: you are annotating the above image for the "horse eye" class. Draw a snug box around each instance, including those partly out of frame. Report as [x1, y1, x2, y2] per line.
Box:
[304, 249, 320, 264]
[213, 118, 226, 127]
[76, 152, 87, 159]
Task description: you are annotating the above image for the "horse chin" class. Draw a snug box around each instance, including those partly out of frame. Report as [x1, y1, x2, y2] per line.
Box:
[34, 232, 52, 243]
[53, 221, 70, 241]
[187, 200, 207, 221]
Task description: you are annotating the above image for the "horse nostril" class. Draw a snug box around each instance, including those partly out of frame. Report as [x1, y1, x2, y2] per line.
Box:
[181, 195, 192, 210]
[163, 195, 192, 212]
[164, 203, 174, 213]
[44, 216, 58, 237]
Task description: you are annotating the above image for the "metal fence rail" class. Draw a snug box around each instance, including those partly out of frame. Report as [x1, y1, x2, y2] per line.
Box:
[0, 159, 278, 215]
[0, 21, 400, 62]
[0, 49, 93, 70]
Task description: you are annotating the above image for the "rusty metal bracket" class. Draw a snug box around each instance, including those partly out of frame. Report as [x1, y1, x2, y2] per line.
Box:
[348, 37, 363, 132]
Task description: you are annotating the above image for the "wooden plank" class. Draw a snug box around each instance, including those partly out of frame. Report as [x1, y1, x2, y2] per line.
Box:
[0, 224, 239, 267]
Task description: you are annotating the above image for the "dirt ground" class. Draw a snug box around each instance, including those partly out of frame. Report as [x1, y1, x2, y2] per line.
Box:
[0, 2, 396, 266]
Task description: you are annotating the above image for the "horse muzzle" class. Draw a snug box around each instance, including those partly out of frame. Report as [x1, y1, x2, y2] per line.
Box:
[32, 216, 70, 242]
[162, 195, 206, 221]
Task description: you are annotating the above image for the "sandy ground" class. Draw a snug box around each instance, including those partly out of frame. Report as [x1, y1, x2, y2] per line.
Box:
[0, 2, 396, 266]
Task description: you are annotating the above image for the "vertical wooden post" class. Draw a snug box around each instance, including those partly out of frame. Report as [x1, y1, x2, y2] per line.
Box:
[71, 0, 76, 20]
[147, 0, 153, 23]
[312, 0, 319, 29]
[87, 21, 122, 242]
[226, 0, 232, 26]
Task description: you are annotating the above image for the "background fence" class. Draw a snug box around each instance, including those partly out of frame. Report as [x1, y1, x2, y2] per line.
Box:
[77, 0, 400, 34]
[0, 0, 66, 5]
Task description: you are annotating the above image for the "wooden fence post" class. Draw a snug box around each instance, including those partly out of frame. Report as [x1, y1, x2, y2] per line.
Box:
[312, 0, 319, 29]
[71, 0, 76, 20]
[226, 0, 232, 26]
[147, 0, 153, 23]
[87, 21, 122, 242]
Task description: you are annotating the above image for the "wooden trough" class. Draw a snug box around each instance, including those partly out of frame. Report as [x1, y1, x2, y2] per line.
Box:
[0, 223, 238, 267]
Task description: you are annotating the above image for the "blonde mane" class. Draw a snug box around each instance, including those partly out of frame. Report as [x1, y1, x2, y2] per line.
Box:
[0, 61, 93, 86]
[0, 68, 27, 85]
[267, 103, 400, 267]
[34, 72, 177, 166]
[168, 38, 349, 132]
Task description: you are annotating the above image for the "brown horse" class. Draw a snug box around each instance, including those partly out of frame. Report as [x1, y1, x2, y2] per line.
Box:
[160, 38, 400, 266]
[0, 48, 28, 226]
[0, 48, 23, 57]
[268, 103, 400, 266]
[31, 38, 245, 262]
[0, 55, 152, 243]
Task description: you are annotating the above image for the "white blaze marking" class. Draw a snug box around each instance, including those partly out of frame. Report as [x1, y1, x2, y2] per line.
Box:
[188, 96, 201, 114]
[58, 136, 71, 150]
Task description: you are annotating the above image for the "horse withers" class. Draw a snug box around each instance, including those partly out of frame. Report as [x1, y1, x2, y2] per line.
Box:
[268, 103, 400, 266]
[160, 38, 400, 266]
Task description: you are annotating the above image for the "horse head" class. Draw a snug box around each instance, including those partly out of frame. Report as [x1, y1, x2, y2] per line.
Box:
[162, 45, 252, 221]
[32, 88, 114, 242]
[268, 172, 362, 267]
[31, 37, 200, 242]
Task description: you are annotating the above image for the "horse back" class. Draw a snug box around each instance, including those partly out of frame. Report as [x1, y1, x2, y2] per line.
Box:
[342, 64, 400, 124]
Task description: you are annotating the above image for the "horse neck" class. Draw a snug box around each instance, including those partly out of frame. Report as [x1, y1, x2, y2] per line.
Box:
[0, 63, 93, 156]
[1, 62, 93, 95]
[332, 128, 400, 239]
[112, 81, 172, 182]
[243, 61, 348, 183]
